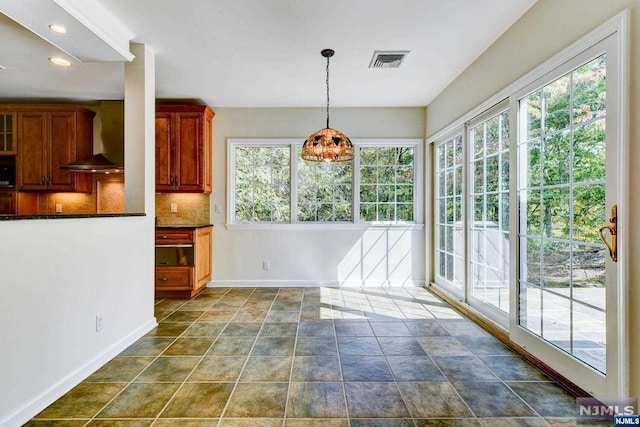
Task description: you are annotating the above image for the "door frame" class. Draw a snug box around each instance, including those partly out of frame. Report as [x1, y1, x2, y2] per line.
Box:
[508, 17, 628, 400]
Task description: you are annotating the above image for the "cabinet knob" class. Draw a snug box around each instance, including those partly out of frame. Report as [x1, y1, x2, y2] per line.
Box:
[161, 235, 169, 239]
[159, 277, 169, 281]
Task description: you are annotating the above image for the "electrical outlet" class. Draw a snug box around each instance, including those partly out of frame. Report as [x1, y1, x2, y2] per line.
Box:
[215, 204, 222, 213]
[96, 314, 104, 332]
[263, 260, 271, 270]
[170, 203, 178, 213]
[55, 203, 62, 213]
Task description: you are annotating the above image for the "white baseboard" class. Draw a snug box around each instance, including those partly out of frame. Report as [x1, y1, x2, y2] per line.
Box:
[208, 279, 426, 288]
[1, 318, 157, 427]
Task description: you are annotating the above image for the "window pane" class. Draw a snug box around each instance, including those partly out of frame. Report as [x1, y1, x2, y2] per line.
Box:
[526, 140, 541, 188]
[469, 108, 510, 313]
[544, 74, 571, 133]
[435, 135, 463, 291]
[524, 91, 542, 140]
[573, 120, 606, 183]
[573, 184, 605, 244]
[486, 116, 500, 154]
[543, 131, 570, 185]
[486, 155, 499, 192]
[234, 146, 291, 223]
[358, 146, 415, 222]
[298, 149, 353, 222]
[542, 187, 570, 239]
[573, 54, 606, 124]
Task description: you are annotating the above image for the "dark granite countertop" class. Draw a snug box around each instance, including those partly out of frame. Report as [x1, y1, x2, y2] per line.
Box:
[156, 224, 213, 229]
[0, 213, 146, 221]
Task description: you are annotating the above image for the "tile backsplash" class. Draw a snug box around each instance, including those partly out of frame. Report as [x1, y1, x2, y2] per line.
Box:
[156, 193, 211, 225]
[37, 176, 124, 215]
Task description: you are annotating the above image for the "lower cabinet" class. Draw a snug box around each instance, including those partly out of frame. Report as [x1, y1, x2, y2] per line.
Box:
[155, 225, 212, 298]
[0, 188, 15, 214]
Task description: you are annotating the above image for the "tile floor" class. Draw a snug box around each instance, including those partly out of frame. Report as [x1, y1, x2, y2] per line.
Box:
[26, 287, 591, 426]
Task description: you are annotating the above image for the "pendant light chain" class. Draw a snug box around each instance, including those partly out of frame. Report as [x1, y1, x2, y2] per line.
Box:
[326, 53, 330, 129]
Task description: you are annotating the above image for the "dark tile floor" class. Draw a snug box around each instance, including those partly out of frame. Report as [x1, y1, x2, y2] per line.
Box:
[26, 287, 588, 426]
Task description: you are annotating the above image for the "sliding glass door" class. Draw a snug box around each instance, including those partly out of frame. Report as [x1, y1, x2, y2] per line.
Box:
[511, 35, 622, 398]
[468, 105, 511, 322]
[432, 28, 625, 399]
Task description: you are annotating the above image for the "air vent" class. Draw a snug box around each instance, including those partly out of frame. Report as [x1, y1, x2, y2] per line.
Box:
[369, 50, 410, 68]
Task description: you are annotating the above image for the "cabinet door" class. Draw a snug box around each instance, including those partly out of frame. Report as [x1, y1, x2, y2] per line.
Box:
[175, 112, 204, 192]
[195, 227, 212, 289]
[48, 112, 76, 191]
[155, 113, 175, 191]
[0, 113, 16, 154]
[17, 112, 47, 190]
[0, 189, 15, 214]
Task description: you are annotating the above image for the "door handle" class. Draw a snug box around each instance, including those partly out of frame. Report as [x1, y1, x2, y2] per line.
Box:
[598, 204, 617, 262]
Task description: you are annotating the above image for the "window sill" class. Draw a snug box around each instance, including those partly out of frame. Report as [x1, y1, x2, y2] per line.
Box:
[225, 222, 424, 231]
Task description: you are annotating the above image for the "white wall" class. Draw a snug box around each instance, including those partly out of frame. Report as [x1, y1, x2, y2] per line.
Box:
[0, 43, 156, 427]
[0, 216, 155, 426]
[210, 107, 426, 285]
[425, 0, 640, 398]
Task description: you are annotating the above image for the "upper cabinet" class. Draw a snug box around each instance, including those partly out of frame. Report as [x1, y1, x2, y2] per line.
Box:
[0, 113, 16, 154]
[156, 105, 213, 193]
[3, 104, 94, 193]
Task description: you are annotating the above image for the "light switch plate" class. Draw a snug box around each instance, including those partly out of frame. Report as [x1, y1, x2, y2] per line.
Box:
[170, 203, 178, 213]
[55, 203, 62, 213]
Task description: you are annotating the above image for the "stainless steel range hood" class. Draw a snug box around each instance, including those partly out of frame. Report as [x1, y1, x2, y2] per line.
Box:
[60, 153, 123, 174]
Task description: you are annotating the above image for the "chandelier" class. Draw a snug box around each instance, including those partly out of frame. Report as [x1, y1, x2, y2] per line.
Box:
[301, 49, 354, 163]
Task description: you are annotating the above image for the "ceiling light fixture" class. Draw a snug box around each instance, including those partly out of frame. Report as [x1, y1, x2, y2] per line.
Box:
[302, 49, 353, 163]
[48, 57, 72, 67]
[48, 24, 67, 34]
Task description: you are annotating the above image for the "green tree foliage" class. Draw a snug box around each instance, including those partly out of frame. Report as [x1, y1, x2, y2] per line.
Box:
[522, 54, 607, 288]
[360, 146, 414, 222]
[235, 146, 290, 222]
[298, 148, 352, 222]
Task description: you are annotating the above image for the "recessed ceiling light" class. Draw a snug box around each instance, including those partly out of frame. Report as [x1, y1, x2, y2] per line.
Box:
[49, 24, 67, 34]
[49, 57, 72, 67]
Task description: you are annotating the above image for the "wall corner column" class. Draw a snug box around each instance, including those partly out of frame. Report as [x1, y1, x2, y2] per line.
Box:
[124, 43, 155, 214]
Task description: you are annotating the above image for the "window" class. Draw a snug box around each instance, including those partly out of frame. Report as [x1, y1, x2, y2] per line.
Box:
[228, 139, 422, 227]
[434, 132, 464, 290]
[360, 146, 415, 222]
[234, 145, 290, 223]
[297, 147, 352, 222]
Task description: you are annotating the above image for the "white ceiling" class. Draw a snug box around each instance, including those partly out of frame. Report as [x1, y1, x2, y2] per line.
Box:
[0, 0, 536, 107]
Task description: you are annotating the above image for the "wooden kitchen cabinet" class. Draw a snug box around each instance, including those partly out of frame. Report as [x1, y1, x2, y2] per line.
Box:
[0, 113, 16, 154]
[156, 105, 213, 193]
[0, 188, 15, 215]
[155, 225, 213, 298]
[11, 105, 94, 192]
